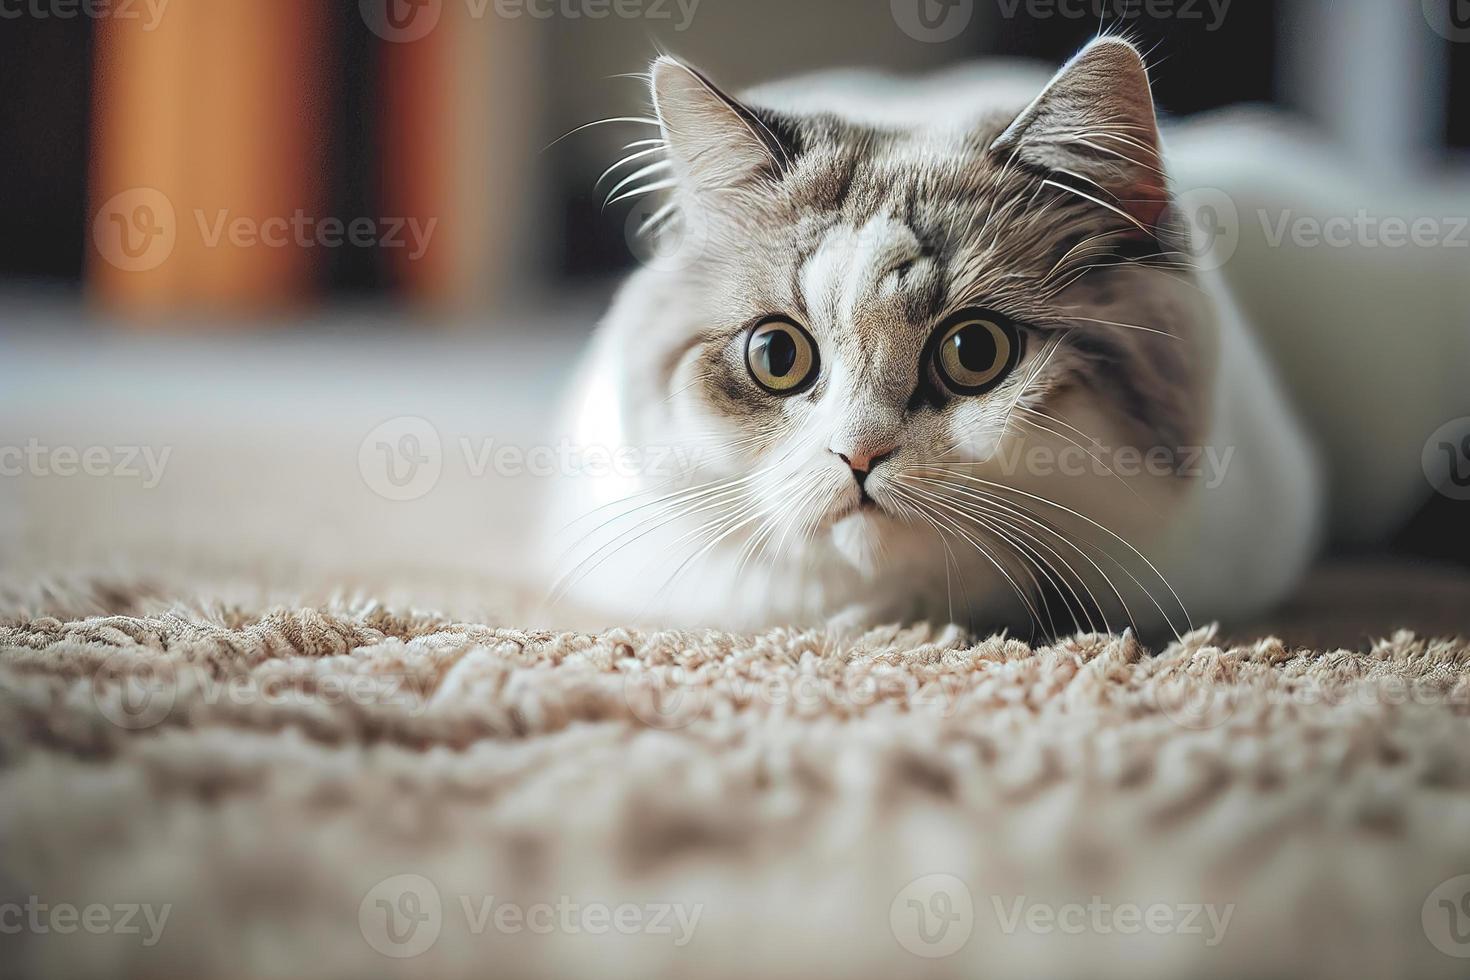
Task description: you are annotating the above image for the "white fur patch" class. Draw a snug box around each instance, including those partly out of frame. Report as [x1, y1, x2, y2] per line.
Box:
[800, 215, 924, 327]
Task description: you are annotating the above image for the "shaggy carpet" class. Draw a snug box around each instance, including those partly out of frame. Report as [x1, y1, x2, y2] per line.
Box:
[3, 571, 1470, 980]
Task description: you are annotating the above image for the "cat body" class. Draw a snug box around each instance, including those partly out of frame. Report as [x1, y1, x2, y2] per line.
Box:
[545, 40, 1467, 636]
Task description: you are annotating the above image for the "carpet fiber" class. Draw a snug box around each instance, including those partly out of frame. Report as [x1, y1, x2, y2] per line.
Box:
[4, 572, 1470, 979]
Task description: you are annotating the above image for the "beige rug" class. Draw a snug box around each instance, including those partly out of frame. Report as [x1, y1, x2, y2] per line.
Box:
[4, 569, 1470, 980]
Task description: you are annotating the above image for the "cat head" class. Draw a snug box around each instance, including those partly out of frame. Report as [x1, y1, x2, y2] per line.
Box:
[599, 38, 1214, 597]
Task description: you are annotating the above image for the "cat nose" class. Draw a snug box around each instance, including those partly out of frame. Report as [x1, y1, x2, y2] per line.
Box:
[832, 443, 897, 481]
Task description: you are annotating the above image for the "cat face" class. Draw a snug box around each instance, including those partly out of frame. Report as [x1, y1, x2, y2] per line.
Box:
[579, 39, 1213, 627]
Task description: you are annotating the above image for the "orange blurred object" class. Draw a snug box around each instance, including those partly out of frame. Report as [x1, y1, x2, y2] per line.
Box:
[380, 3, 535, 313]
[89, 0, 331, 316]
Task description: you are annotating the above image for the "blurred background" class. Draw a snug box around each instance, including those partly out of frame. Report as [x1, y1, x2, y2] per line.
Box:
[0, 0, 1467, 602]
[3, 0, 1467, 311]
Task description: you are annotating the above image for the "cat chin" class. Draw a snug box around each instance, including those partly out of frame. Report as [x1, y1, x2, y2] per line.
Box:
[830, 509, 887, 576]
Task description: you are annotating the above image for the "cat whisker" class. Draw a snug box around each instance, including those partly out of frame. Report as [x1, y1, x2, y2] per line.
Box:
[1051, 312, 1178, 340]
[1043, 229, 1129, 278]
[911, 467, 1140, 628]
[1057, 132, 1169, 179]
[912, 467, 1190, 638]
[903, 480, 1064, 633]
[907, 472, 1131, 632]
[899, 474, 1112, 635]
[595, 146, 668, 191]
[544, 116, 662, 153]
[1043, 254, 1204, 296]
[887, 483, 977, 629]
[550, 477, 757, 601]
[902, 476, 1104, 634]
[661, 372, 713, 404]
[896, 483, 1047, 637]
[638, 426, 827, 600]
[552, 423, 814, 580]
[1042, 178, 1152, 238]
[606, 178, 680, 207]
[603, 161, 673, 209]
[1012, 405, 1142, 500]
[636, 201, 681, 238]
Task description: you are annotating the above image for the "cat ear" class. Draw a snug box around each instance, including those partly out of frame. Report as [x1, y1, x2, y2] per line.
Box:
[650, 56, 791, 195]
[991, 37, 1169, 231]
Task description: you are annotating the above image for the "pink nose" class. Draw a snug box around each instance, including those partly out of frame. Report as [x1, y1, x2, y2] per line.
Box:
[831, 443, 897, 475]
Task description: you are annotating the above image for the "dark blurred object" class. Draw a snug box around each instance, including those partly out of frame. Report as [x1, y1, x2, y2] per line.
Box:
[1452, 26, 1470, 150]
[972, 0, 1279, 113]
[0, 19, 94, 287]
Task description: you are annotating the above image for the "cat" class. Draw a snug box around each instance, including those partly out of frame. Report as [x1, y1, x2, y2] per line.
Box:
[543, 37, 1470, 638]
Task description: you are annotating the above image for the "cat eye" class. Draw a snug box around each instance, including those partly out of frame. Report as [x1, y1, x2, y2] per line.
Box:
[746, 317, 819, 395]
[931, 310, 1023, 396]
